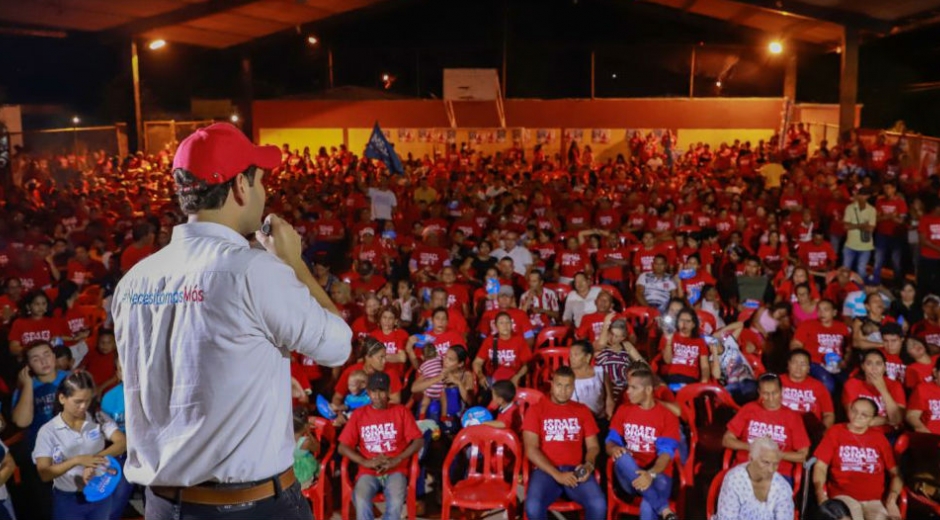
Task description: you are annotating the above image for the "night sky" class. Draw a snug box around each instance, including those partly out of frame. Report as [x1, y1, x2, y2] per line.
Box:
[1, 0, 939, 134]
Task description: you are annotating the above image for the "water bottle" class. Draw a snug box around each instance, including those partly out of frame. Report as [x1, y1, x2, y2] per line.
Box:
[485, 277, 500, 296]
[52, 337, 65, 349]
[824, 352, 841, 374]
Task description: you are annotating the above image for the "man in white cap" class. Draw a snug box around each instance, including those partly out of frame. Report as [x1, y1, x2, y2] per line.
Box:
[112, 123, 352, 519]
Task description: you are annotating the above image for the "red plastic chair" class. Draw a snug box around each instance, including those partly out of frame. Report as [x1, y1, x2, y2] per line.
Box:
[340, 451, 420, 520]
[528, 347, 570, 390]
[534, 325, 573, 349]
[675, 383, 740, 481]
[894, 433, 940, 516]
[594, 284, 627, 309]
[441, 426, 523, 520]
[302, 417, 337, 520]
[545, 282, 572, 303]
[514, 387, 544, 419]
[621, 306, 661, 357]
[606, 451, 687, 519]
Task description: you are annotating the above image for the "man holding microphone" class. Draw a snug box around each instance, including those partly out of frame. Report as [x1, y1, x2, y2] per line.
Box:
[112, 123, 352, 519]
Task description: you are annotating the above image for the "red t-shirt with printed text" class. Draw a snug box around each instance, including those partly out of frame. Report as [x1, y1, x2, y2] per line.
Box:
[793, 319, 851, 365]
[609, 403, 681, 476]
[726, 402, 811, 476]
[338, 404, 423, 476]
[780, 374, 834, 420]
[814, 423, 895, 502]
[522, 398, 599, 468]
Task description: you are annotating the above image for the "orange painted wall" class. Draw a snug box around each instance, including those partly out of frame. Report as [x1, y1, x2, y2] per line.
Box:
[252, 97, 789, 140]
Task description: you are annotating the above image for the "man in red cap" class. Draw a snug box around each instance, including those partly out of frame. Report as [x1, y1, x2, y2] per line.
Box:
[112, 123, 352, 520]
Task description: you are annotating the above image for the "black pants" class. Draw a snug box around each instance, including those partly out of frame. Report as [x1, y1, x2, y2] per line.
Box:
[144, 481, 312, 520]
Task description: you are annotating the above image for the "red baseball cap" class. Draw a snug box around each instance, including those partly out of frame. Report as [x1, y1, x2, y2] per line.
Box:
[172, 123, 281, 184]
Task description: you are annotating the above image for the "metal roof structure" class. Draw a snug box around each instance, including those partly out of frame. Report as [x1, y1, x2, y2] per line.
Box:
[641, 0, 940, 46]
[0, 0, 388, 48]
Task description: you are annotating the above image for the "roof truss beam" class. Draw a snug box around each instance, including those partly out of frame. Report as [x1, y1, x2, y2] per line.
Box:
[101, 0, 261, 41]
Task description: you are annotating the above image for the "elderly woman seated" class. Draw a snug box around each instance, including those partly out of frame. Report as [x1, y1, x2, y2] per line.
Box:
[715, 437, 795, 520]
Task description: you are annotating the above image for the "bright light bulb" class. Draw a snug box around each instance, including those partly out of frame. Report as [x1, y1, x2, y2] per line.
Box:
[230, 114, 239, 123]
[149, 39, 166, 50]
[307, 36, 318, 45]
[716, 80, 722, 87]
[72, 116, 80, 125]
[769, 41, 783, 54]
[382, 74, 390, 82]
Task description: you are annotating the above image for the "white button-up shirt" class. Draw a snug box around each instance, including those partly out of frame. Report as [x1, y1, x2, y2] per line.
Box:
[33, 413, 120, 492]
[112, 222, 351, 487]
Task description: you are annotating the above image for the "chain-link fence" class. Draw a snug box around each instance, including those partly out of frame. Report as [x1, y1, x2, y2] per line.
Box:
[143, 120, 213, 155]
[8, 124, 128, 158]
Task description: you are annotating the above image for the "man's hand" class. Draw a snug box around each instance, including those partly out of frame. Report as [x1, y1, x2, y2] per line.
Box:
[885, 501, 901, 520]
[17, 367, 31, 388]
[553, 471, 579, 488]
[608, 446, 629, 460]
[255, 214, 303, 265]
[632, 470, 653, 491]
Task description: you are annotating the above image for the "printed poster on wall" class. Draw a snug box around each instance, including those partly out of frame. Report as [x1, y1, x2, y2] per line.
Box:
[591, 129, 611, 144]
[431, 129, 446, 144]
[536, 129, 556, 145]
[496, 129, 507, 143]
[418, 129, 432, 143]
[446, 130, 457, 144]
[397, 129, 415, 143]
[512, 128, 529, 143]
[921, 140, 938, 177]
[563, 129, 584, 143]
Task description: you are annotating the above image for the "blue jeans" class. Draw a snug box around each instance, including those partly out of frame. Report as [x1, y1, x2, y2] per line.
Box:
[810, 363, 847, 395]
[612, 454, 673, 520]
[524, 466, 606, 520]
[0, 499, 13, 520]
[843, 247, 872, 278]
[53, 488, 111, 520]
[873, 234, 904, 284]
[354, 473, 407, 520]
[109, 455, 133, 520]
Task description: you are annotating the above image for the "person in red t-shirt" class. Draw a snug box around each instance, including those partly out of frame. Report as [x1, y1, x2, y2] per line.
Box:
[906, 357, 940, 434]
[790, 299, 851, 394]
[120, 222, 156, 273]
[333, 339, 403, 423]
[78, 328, 118, 392]
[406, 308, 466, 364]
[369, 307, 410, 383]
[482, 380, 524, 433]
[337, 372, 424, 520]
[812, 398, 903, 520]
[661, 308, 710, 386]
[472, 312, 532, 388]
[477, 286, 536, 345]
[872, 182, 908, 284]
[723, 374, 811, 479]
[918, 201, 940, 296]
[841, 349, 906, 435]
[904, 335, 938, 390]
[0, 277, 24, 326]
[522, 367, 606, 520]
[7, 290, 71, 359]
[781, 349, 834, 431]
[606, 368, 681, 520]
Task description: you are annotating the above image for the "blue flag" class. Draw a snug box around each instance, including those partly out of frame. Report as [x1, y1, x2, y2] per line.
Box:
[364, 122, 404, 175]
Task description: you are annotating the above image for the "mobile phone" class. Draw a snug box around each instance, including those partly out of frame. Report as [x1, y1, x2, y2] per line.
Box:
[261, 221, 272, 236]
[573, 465, 588, 479]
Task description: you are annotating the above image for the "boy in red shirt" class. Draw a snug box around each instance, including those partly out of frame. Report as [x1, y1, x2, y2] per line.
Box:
[338, 372, 424, 520]
[790, 299, 851, 394]
[522, 367, 606, 520]
[723, 374, 811, 480]
[607, 368, 681, 520]
[483, 380, 523, 434]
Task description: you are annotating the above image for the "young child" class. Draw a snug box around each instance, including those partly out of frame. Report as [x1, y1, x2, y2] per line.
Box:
[418, 342, 445, 419]
[292, 407, 320, 490]
[53, 345, 74, 373]
[79, 328, 118, 392]
[342, 370, 371, 414]
[483, 380, 522, 432]
[101, 356, 131, 520]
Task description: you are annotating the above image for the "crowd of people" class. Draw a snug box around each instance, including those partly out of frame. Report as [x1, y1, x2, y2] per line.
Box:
[1, 121, 939, 520]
